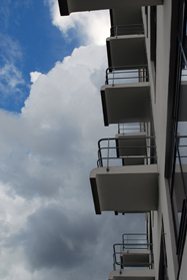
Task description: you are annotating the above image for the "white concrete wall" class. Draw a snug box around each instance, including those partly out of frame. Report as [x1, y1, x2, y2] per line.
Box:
[179, 237, 187, 280]
[143, 1, 178, 279]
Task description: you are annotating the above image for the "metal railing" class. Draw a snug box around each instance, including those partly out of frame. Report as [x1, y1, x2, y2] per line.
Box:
[171, 132, 187, 270]
[176, 134, 187, 165]
[122, 233, 148, 247]
[118, 122, 149, 134]
[105, 66, 149, 86]
[177, 199, 187, 266]
[97, 136, 157, 169]
[113, 234, 153, 270]
[169, 9, 187, 271]
[110, 24, 144, 37]
[181, 67, 187, 80]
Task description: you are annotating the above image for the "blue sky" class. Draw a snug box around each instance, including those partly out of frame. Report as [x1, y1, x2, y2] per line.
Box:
[0, 1, 145, 280]
[0, 0, 80, 112]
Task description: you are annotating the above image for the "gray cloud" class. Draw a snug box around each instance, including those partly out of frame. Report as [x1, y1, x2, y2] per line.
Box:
[7, 205, 98, 270]
[6, 204, 146, 275]
[0, 42, 146, 280]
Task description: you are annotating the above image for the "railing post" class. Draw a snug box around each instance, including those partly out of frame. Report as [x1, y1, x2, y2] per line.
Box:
[115, 26, 118, 38]
[106, 68, 108, 85]
[112, 67, 115, 86]
[107, 139, 110, 172]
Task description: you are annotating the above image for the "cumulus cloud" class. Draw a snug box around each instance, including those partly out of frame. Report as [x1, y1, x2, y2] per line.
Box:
[45, 0, 110, 45]
[8, 205, 99, 269]
[0, 44, 112, 208]
[0, 42, 146, 280]
[5, 205, 145, 278]
[0, 4, 147, 279]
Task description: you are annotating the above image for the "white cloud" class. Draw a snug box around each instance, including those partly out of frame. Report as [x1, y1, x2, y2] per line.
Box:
[30, 71, 42, 83]
[0, 44, 114, 206]
[45, 0, 110, 45]
[0, 43, 147, 280]
[0, 9, 145, 279]
[0, 33, 25, 99]
[0, 63, 24, 89]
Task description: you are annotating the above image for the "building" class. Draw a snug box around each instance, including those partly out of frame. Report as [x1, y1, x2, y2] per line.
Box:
[57, 0, 187, 279]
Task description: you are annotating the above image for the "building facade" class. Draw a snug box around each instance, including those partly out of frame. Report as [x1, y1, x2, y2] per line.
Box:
[58, 0, 187, 279]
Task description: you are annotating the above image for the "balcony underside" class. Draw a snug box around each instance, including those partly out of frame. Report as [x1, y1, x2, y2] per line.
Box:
[90, 165, 158, 214]
[110, 8, 143, 27]
[109, 269, 155, 280]
[178, 81, 187, 121]
[107, 35, 147, 68]
[120, 250, 151, 267]
[101, 83, 151, 126]
[58, 0, 163, 16]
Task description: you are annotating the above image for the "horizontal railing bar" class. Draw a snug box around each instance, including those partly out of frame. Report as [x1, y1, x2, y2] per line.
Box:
[177, 135, 187, 138]
[107, 69, 148, 73]
[113, 243, 151, 247]
[107, 75, 149, 79]
[97, 137, 157, 168]
[99, 145, 156, 150]
[106, 65, 148, 71]
[98, 136, 155, 143]
[122, 233, 148, 236]
[110, 24, 144, 37]
[111, 24, 144, 27]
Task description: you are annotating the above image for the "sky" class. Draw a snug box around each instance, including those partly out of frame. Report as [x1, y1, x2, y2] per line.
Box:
[0, 1, 146, 279]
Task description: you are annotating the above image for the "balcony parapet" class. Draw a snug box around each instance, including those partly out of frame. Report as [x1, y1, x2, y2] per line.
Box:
[101, 82, 151, 126]
[97, 136, 157, 168]
[113, 234, 153, 270]
[113, 246, 153, 270]
[109, 269, 155, 280]
[110, 24, 144, 36]
[110, 8, 143, 31]
[106, 35, 147, 69]
[90, 164, 158, 214]
[122, 233, 149, 247]
[118, 122, 150, 134]
[105, 66, 149, 86]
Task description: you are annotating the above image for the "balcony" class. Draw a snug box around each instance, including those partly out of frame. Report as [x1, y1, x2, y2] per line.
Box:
[107, 35, 147, 69]
[113, 234, 153, 270]
[110, 8, 143, 36]
[109, 233, 155, 280]
[90, 136, 158, 214]
[58, 0, 163, 16]
[101, 67, 151, 126]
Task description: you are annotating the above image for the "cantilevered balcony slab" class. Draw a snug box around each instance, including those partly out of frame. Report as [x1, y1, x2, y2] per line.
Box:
[90, 164, 158, 214]
[110, 8, 144, 36]
[110, 8, 143, 27]
[120, 250, 151, 268]
[101, 83, 151, 126]
[107, 35, 147, 69]
[109, 269, 155, 280]
[58, 0, 163, 16]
